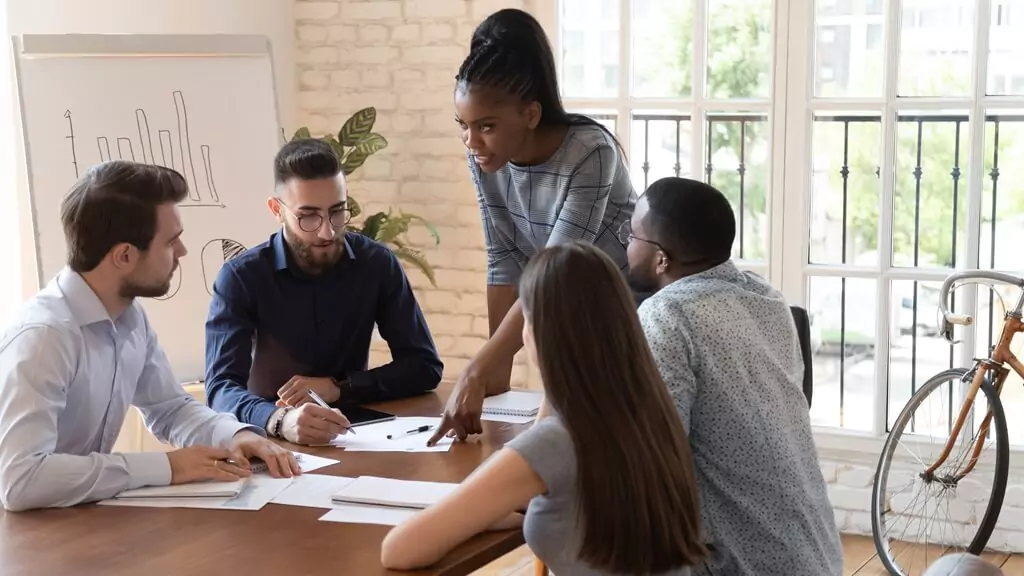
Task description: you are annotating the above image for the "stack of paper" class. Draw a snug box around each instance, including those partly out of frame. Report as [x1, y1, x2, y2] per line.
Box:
[481, 390, 543, 424]
[113, 478, 247, 499]
[318, 475, 459, 526]
[329, 475, 458, 508]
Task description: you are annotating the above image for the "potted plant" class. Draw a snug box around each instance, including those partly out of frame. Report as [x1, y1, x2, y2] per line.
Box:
[291, 107, 440, 286]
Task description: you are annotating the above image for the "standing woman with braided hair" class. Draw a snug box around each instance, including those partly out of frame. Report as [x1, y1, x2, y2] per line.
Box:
[427, 8, 639, 446]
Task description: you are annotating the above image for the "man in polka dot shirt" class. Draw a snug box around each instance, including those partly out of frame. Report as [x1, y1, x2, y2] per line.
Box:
[624, 177, 843, 576]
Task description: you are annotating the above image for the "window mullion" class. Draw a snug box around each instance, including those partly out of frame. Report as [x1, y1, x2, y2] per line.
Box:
[618, 0, 632, 157]
[690, 0, 707, 180]
[872, 0, 902, 437]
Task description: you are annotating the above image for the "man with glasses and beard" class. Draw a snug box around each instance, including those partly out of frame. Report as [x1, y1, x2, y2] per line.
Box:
[204, 139, 443, 446]
[0, 161, 298, 512]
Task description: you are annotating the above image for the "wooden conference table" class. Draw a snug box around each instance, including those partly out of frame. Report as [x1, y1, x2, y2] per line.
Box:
[0, 384, 530, 575]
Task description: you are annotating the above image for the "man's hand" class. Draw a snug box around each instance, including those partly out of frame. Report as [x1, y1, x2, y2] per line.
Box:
[280, 404, 351, 446]
[167, 445, 252, 485]
[276, 376, 340, 407]
[426, 366, 491, 446]
[229, 430, 301, 478]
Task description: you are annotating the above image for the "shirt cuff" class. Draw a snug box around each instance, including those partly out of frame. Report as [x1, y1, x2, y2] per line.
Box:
[212, 417, 265, 448]
[123, 452, 173, 489]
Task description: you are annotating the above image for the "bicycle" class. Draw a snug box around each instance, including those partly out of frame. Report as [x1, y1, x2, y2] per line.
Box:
[871, 270, 1024, 575]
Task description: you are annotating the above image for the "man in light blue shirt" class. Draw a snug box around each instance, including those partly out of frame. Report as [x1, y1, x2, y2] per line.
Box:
[0, 161, 300, 512]
[625, 177, 843, 576]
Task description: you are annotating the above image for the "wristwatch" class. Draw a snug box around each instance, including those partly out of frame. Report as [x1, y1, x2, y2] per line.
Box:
[332, 376, 353, 400]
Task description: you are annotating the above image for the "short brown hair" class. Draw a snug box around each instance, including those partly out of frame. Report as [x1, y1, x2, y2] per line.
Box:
[60, 161, 189, 272]
[519, 241, 707, 574]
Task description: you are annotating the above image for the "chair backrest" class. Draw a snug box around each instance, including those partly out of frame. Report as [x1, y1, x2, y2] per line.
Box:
[789, 305, 813, 409]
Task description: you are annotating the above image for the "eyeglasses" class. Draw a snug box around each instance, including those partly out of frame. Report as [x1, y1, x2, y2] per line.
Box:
[277, 200, 352, 233]
[617, 219, 671, 258]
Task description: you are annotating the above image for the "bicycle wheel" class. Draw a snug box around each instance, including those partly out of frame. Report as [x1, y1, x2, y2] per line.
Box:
[871, 367, 1009, 576]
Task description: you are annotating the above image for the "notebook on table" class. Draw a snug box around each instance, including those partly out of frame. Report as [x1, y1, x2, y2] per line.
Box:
[330, 476, 458, 509]
[482, 390, 542, 417]
[114, 478, 247, 499]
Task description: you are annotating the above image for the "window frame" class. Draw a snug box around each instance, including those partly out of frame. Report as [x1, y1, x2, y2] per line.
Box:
[552, 0, 792, 282]
[549, 0, 1024, 456]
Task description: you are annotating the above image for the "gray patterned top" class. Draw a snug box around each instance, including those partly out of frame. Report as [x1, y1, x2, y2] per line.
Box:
[638, 261, 843, 576]
[468, 121, 636, 286]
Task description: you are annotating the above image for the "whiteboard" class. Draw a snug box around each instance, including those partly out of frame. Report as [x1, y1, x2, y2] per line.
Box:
[13, 34, 283, 381]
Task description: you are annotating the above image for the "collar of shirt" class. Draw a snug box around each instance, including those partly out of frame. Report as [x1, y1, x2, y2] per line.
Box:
[55, 267, 141, 335]
[270, 228, 357, 278]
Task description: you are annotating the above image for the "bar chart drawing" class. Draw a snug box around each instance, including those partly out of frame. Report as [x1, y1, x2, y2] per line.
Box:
[64, 90, 225, 207]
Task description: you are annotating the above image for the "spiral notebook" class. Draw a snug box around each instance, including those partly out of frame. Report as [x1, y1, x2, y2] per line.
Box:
[482, 390, 542, 417]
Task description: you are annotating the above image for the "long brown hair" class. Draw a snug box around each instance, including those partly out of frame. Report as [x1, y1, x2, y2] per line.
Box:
[519, 241, 707, 573]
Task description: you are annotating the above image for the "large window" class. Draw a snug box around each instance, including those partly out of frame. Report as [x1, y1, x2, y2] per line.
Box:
[557, 0, 1024, 444]
[559, 0, 777, 276]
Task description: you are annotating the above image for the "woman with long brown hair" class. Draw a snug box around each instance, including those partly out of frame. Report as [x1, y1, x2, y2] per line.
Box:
[382, 241, 706, 575]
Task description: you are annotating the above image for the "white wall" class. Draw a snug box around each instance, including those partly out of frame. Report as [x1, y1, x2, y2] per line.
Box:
[4, 0, 296, 304]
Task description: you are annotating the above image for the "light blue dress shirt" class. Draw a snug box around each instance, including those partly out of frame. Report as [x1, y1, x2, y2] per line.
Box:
[0, 268, 255, 511]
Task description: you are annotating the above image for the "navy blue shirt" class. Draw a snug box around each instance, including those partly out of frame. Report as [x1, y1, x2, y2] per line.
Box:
[204, 231, 443, 429]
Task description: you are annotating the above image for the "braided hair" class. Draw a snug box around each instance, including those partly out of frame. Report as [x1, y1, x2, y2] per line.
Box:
[455, 9, 620, 147]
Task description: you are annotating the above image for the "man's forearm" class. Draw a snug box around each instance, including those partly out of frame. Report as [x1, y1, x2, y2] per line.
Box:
[205, 378, 278, 430]
[343, 354, 443, 404]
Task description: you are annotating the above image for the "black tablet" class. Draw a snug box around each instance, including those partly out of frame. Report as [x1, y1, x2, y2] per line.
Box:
[341, 404, 397, 427]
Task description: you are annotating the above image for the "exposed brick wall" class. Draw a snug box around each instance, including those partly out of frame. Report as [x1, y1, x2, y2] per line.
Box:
[294, 0, 542, 388]
[820, 457, 1024, 553]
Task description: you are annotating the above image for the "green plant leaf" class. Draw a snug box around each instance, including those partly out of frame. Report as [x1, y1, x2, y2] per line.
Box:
[339, 108, 376, 146]
[292, 126, 311, 140]
[341, 147, 371, 175]
[393, 246, 437, 287]
[347, 195, 362, 219]
[321, 135, 346, 160]
[354, 133, 388, 155]
[360, 211, 388, 240]
[401, 213, 440, 246]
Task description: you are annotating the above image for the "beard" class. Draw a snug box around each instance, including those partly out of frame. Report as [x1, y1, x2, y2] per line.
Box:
[283, 223, 344, 274]
[626, 265, 659, 295]
[120, 263, 176, 299]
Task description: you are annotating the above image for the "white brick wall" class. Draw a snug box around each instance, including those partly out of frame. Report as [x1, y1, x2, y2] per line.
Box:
[820, 457, 1024, 553]
[295, 0, 541, 389]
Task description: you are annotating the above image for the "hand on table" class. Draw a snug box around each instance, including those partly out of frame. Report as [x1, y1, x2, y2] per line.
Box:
[276, 375, 340, 407]
[167, 445, 251, 485]
[427, 365, 494, 446]
[280, 404, 351, 446]
[228, 430, 301, 478]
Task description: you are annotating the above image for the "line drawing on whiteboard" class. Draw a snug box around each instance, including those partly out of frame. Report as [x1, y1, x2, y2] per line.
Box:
[202, 238, 247, 296]
[63, 90, 225, 208]
[97, 137, 111, 162]
[64, 110, 78, 178]
[116, 138, 135, 161]
[150, 265, 183, 301]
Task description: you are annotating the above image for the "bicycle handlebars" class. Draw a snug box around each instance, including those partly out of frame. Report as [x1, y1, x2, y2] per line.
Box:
[937, 270, 1024, 341]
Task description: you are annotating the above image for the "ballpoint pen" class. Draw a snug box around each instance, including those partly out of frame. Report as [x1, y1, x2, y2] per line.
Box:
[387, 425, 431, 440]
[307, 389, 356, 434]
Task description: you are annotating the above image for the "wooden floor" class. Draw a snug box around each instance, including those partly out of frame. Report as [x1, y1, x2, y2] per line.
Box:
[470, 534, 1024, 575]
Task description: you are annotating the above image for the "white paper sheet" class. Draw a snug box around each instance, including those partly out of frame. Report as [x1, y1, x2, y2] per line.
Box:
[97, 476, 295, 511]
[331, 417, 453, 452]
[269, 474, 356, 509]
[293, 452, 339, 473]
[318, 503, 418, 526]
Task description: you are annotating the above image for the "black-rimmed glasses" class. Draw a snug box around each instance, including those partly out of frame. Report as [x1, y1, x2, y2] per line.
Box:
[278, 200, 352, 233]
[617, 219, 670, 257]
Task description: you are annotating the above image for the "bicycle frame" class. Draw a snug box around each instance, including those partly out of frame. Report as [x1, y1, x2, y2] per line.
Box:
[924, 275, 1024, 480]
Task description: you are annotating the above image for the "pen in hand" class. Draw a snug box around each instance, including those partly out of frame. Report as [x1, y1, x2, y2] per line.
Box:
[387, 425, 431, 439]
[306, 389, 356, 435]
